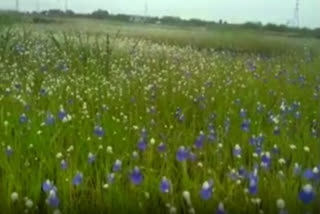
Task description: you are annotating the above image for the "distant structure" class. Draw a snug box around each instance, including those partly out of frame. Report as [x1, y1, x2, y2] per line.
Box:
[36, 0, 40, 12]
[144, 0, 148, 17]
[64, 0, 69, 12]
[286, 0, 300, 28]
[130, 15, 145, 23]
[15, 0, 19, 11]
[130, 1, 149, 23]
[293, 0, 300, 28]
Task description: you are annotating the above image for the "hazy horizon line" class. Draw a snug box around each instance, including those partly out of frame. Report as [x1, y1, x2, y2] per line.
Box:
[1, 8, 318, 30]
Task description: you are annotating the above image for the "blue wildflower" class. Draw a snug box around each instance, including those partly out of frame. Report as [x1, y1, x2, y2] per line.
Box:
[130, 167, 143, 185]
[241, 119, 250, 132]
[261, 152, 271, 169]
[208, 123, 214, 131]
[257, 102, 264, 112]
[256, 133, 264, 144]
[279, 210, 288, 214]
[250, 135, 257, 146]
[45, 113, 55, 126]
[73, 172, 83, 186]
[107, 173, 115, 184]
[194, 132, 205, 149]
[238, 167, 247, 178]
[47, 190, 59, 208]
[40, 88, 47, 96]
[272, 144, 279, 155]
[175, 107, 185, 123]
[141, 127, 147, 139]
[19, 113, 28, 124]
[112, 159, 122, 172]
[60, 160, 67, 170]
[188, 152, 197, 161]
[200, 180, 213, 200]
[24, 104, 30, 112]
[14, 83, 21, 89]
[94, 125, 105, 137]
[224, 117, 230, 133]
[160, 177, 170, 193]
[176, 146, 188, 162]
[150, 106, 156, 114]
[137, 137, 147, 151]
[255, 145, 262, 156]
[42, 180, 53, 192]
[303, 169, 314, 180]
[294, 163, 302, 175]
[273, 126, 280, 135]
[88, 153, 96, 164]
[57, 61, 68, 72]
[208, 129, 216, 142]
[58, 110, 67, 120]
[216, 202, 226, 214]
[228, 170, 238, 181]
[175, 107, 181, 117]
[276, 199, 287, 214]
[292, 101, 300, 111]
[178, 114, 185, 123]
[299, 184, 315, 204]
[209, 113, 216, 121]
[67, 99, 73, 105]
[311, 128, 317, 138]
[130, 97, 136, 103]
[102, 104, 109, 112]
[235, 98, 241, 106]
[158, 142, 166, 153]
[248, 173, 258, 195]
[233, 144, 241, 158]
[249, 179, 258, 195]
[5, 146, 13, 157]
[313, 167, 320, 180]
[240, 108, 247, 118]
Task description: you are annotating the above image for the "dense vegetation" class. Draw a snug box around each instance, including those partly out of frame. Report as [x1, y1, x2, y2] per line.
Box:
[2, 9, 320, 39]
[0, 11, 319, 214]
[0, 11, 22, 27]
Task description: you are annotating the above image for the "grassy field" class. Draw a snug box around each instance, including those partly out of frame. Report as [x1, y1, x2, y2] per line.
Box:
[30, 17, 320, 54]
[0, 17, 320, 214]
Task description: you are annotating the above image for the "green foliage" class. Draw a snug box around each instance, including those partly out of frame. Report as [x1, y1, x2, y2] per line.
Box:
[0, 16, 319, 214]
[91, 9, 109, 19]
[0, 11, 22, 27]
[32, 16, 57, 24]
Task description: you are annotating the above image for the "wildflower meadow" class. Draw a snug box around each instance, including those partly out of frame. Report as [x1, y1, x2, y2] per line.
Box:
[0, 17, 319, 214]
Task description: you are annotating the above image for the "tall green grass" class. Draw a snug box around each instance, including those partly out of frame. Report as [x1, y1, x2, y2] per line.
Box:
[0, 11, 22, 27]
[0, 22, 319, 214]
[30, 18, 320, 55]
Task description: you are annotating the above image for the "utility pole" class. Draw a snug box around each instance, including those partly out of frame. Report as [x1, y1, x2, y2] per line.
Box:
[36, 0, 40, 13]
[293, 0, 300, 28]
[65, 0, 68, 12]
[144, 0, 148, 17]
[15, 0, 20, 11]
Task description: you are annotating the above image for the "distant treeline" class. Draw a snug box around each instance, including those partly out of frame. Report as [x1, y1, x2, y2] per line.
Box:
[38, 9, 320, 38]
[1, 9, 320, 39]
[0, 11, 22, 26]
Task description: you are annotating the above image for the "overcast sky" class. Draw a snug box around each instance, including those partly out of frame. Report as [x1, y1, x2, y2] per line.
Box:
[1, 0, 319, 28]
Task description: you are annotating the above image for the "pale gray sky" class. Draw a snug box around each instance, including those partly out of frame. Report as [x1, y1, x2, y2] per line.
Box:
[1, 0, 319, 28]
